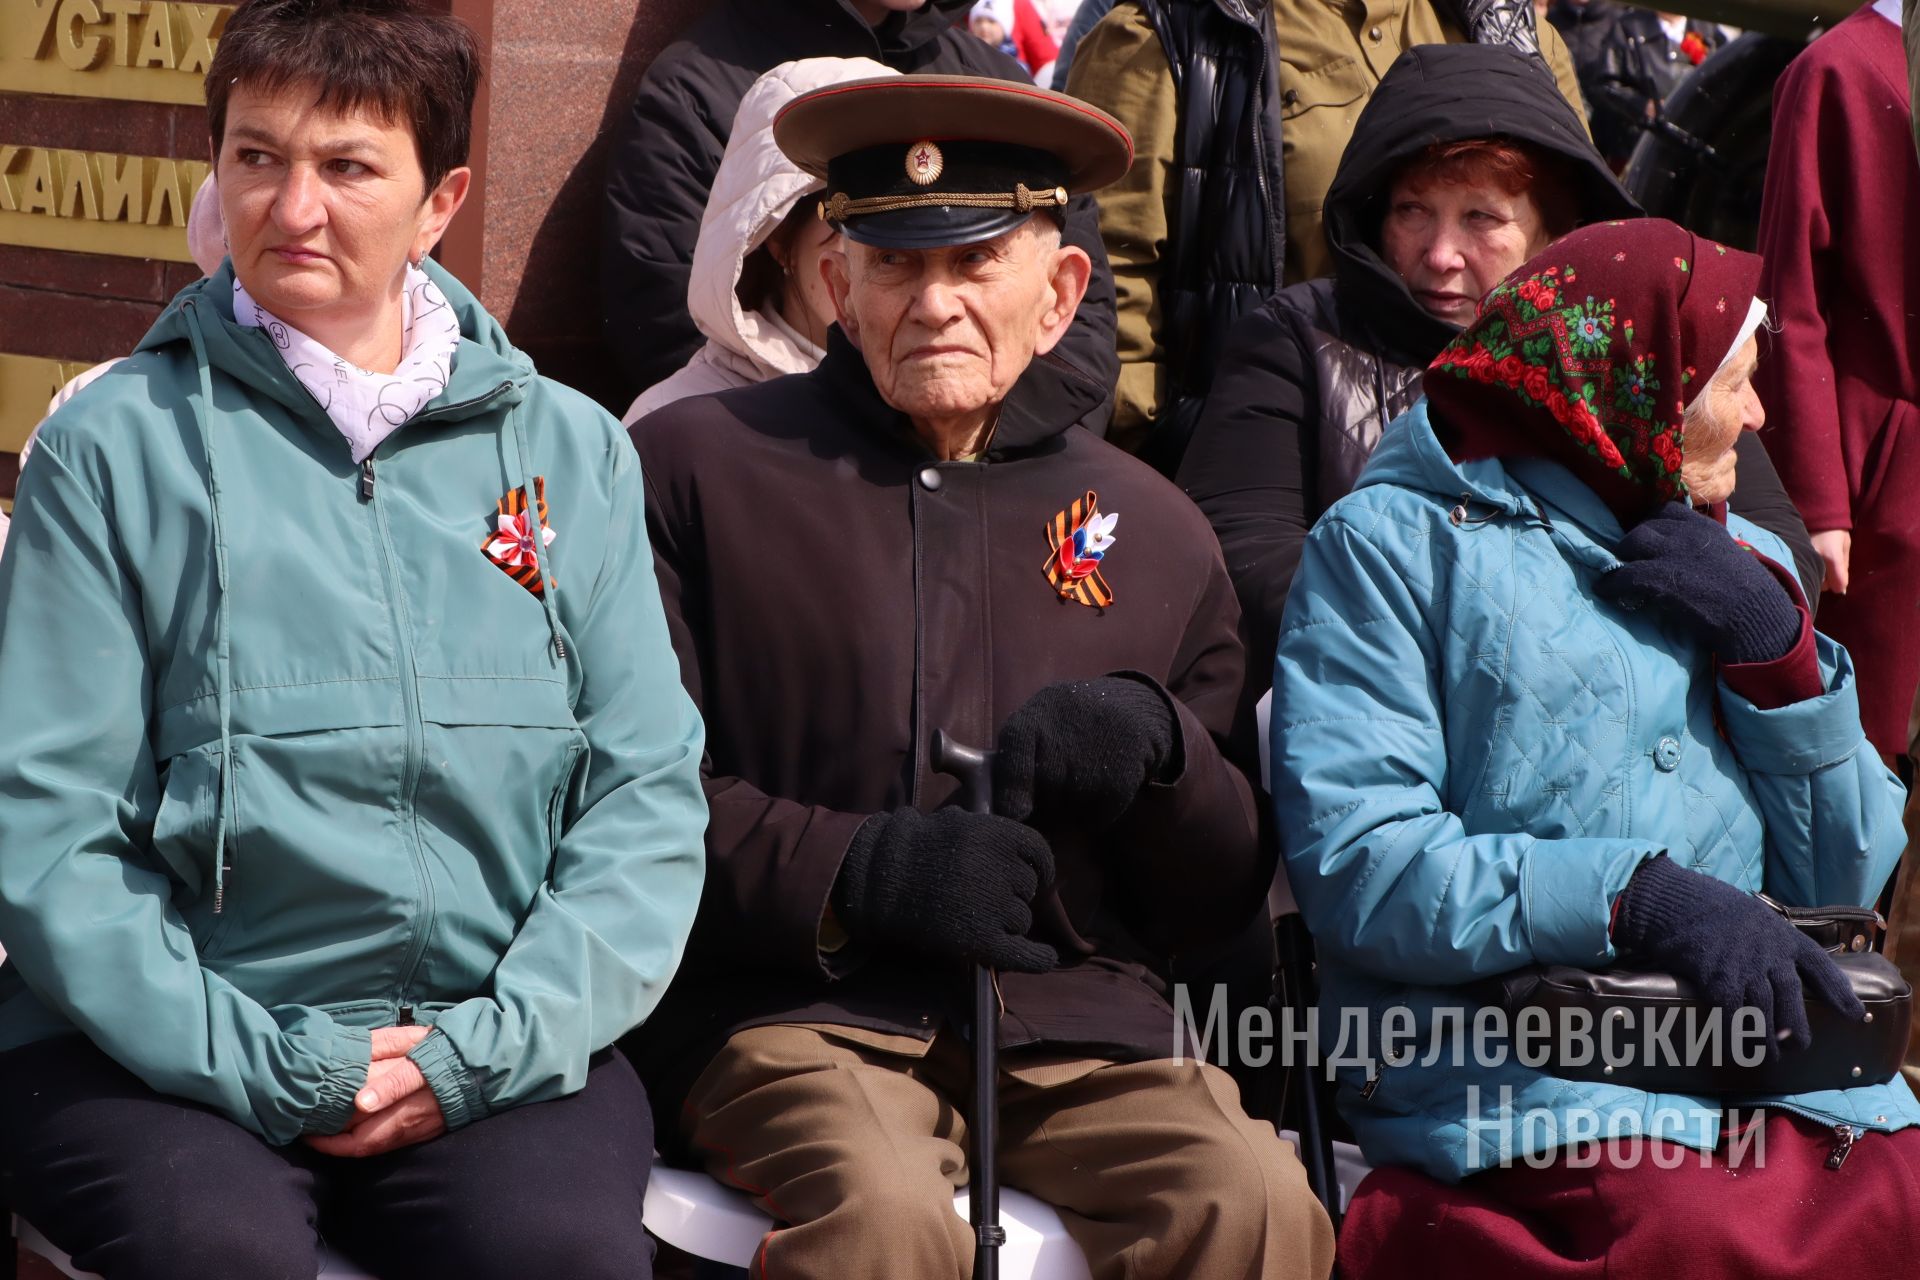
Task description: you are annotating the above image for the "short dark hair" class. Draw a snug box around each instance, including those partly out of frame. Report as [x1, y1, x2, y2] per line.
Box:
[206, 0, 481, 194]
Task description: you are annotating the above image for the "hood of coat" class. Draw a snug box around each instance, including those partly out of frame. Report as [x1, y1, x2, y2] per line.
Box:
[135, 257, 534, 431]
[1353, 398, 1548, 521]
[1351, 396, 1746, 586]
[1323, 43, 1639, 365]
[688, 56, 897, 380]
[131, 257, 554, 710]
[84, 256, 570, 962]
[1354, 402, 1670, 594]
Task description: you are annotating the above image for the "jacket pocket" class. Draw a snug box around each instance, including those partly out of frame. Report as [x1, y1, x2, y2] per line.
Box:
[1854, 398, 1919, 523]
[1275, 56, 1369, 224]
[151, 743, 239, 960]
[547, 742, 583, 850]
[1277, 54, 1368, 120]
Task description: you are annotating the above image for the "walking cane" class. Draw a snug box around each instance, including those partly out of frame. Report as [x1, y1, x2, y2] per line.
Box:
[931, 728, 1004, 1280]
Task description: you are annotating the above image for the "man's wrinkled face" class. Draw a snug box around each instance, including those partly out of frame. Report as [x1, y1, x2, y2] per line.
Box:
[1681, 333, 1765, 506]
[823, 218, 1089, 424]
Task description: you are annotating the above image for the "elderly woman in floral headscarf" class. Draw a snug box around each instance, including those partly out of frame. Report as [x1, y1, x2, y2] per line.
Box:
[1271, 217, 1920, 1277]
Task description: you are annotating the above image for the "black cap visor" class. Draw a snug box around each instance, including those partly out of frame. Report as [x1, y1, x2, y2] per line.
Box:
[840, 204, 1039, 250]
[823, 139, 1068, 249]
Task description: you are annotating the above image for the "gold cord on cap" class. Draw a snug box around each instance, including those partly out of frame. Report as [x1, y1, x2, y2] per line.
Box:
[817, 183, 1071, 223]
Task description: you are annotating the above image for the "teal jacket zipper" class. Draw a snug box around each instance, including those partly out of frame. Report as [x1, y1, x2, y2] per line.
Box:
[354, 382, 514, 1013]
[361, 444, 437, 1013]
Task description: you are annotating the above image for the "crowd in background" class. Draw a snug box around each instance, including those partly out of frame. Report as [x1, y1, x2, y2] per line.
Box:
[595, 0, 1916, 771]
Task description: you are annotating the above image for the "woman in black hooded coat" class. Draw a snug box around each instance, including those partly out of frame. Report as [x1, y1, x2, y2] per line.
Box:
[1176, 43, 1817, 678]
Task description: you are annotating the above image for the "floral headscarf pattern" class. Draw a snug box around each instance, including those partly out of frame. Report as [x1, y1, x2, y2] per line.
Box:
[1424, 218, 1763, 510]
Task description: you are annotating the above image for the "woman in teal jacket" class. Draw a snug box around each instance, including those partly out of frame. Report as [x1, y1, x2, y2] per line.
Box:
[1273, 219, 1920, 1276]
[0, 2, 706, 1276]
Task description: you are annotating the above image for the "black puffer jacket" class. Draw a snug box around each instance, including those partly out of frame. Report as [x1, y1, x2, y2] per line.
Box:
[600, 0, 1119, 429]
[1177, 44, 1816, 678]
[1546, 0, 1622, 109]
[1133, 0, 1285, 474]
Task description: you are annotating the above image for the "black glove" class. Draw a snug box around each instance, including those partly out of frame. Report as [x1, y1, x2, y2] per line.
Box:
[1596, 502, 1801, 665]
[993, 676, 1178, 828]
[832, 807, 1058, 973]
[1613, 854, 1863, 1052]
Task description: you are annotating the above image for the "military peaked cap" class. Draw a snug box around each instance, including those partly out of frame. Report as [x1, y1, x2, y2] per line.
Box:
[773, 74, 1134, 249]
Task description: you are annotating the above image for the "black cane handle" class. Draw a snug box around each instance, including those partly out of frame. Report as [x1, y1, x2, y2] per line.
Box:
[932, 729, 994, 816]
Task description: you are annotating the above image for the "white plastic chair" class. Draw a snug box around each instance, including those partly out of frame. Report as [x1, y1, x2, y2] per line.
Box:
[1281, 1130, 1371, 1214]
[643, 1166, 1093, 1279]
[644, 1144, 1368, 1275]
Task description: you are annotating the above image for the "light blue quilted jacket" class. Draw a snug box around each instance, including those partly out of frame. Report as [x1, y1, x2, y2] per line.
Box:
[1271, 401, 1920, 1182]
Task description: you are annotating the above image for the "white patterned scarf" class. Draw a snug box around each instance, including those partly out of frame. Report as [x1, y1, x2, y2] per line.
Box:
[234, 264, 461, 463]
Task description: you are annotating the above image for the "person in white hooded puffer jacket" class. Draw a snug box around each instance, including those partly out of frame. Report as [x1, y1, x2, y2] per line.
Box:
[622, 56, 897, 427]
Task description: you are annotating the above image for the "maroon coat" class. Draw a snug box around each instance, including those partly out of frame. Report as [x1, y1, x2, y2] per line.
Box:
[1755, 3, 1920, 755]
[625, 332, 1267, 1118]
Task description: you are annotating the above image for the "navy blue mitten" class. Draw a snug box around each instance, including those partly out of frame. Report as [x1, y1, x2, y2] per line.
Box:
[1613, 854, 1863, 1052]
[1597, 502, 1801, 665]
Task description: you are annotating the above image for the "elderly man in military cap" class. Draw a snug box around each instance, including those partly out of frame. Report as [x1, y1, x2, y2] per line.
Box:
[624, 75, 1335, 1280]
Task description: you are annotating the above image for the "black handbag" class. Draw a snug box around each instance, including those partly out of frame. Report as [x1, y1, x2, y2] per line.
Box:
[1480, 898, 1911, 1095]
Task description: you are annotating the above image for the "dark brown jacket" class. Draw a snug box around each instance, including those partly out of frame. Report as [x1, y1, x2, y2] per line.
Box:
[626, 331, 1266, 1117]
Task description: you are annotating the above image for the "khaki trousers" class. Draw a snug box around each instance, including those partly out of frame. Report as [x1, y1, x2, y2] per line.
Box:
[682, 1022, 1335, 1280]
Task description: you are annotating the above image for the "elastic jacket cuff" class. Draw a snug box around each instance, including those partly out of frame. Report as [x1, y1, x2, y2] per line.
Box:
[1613, 854, 1691, 953]
[409, 1029, 488, 1132]
[1720, 552, 1823, 707]
[305, 1024, 373, 1136]
[1720, 604, 1819, 708]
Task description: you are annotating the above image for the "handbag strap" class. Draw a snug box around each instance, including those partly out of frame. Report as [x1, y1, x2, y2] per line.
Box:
[1757, 892, 1885, 954]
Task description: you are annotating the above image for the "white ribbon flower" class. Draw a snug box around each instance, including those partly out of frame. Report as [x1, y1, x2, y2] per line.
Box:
[1081, 511, 1119, 556]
